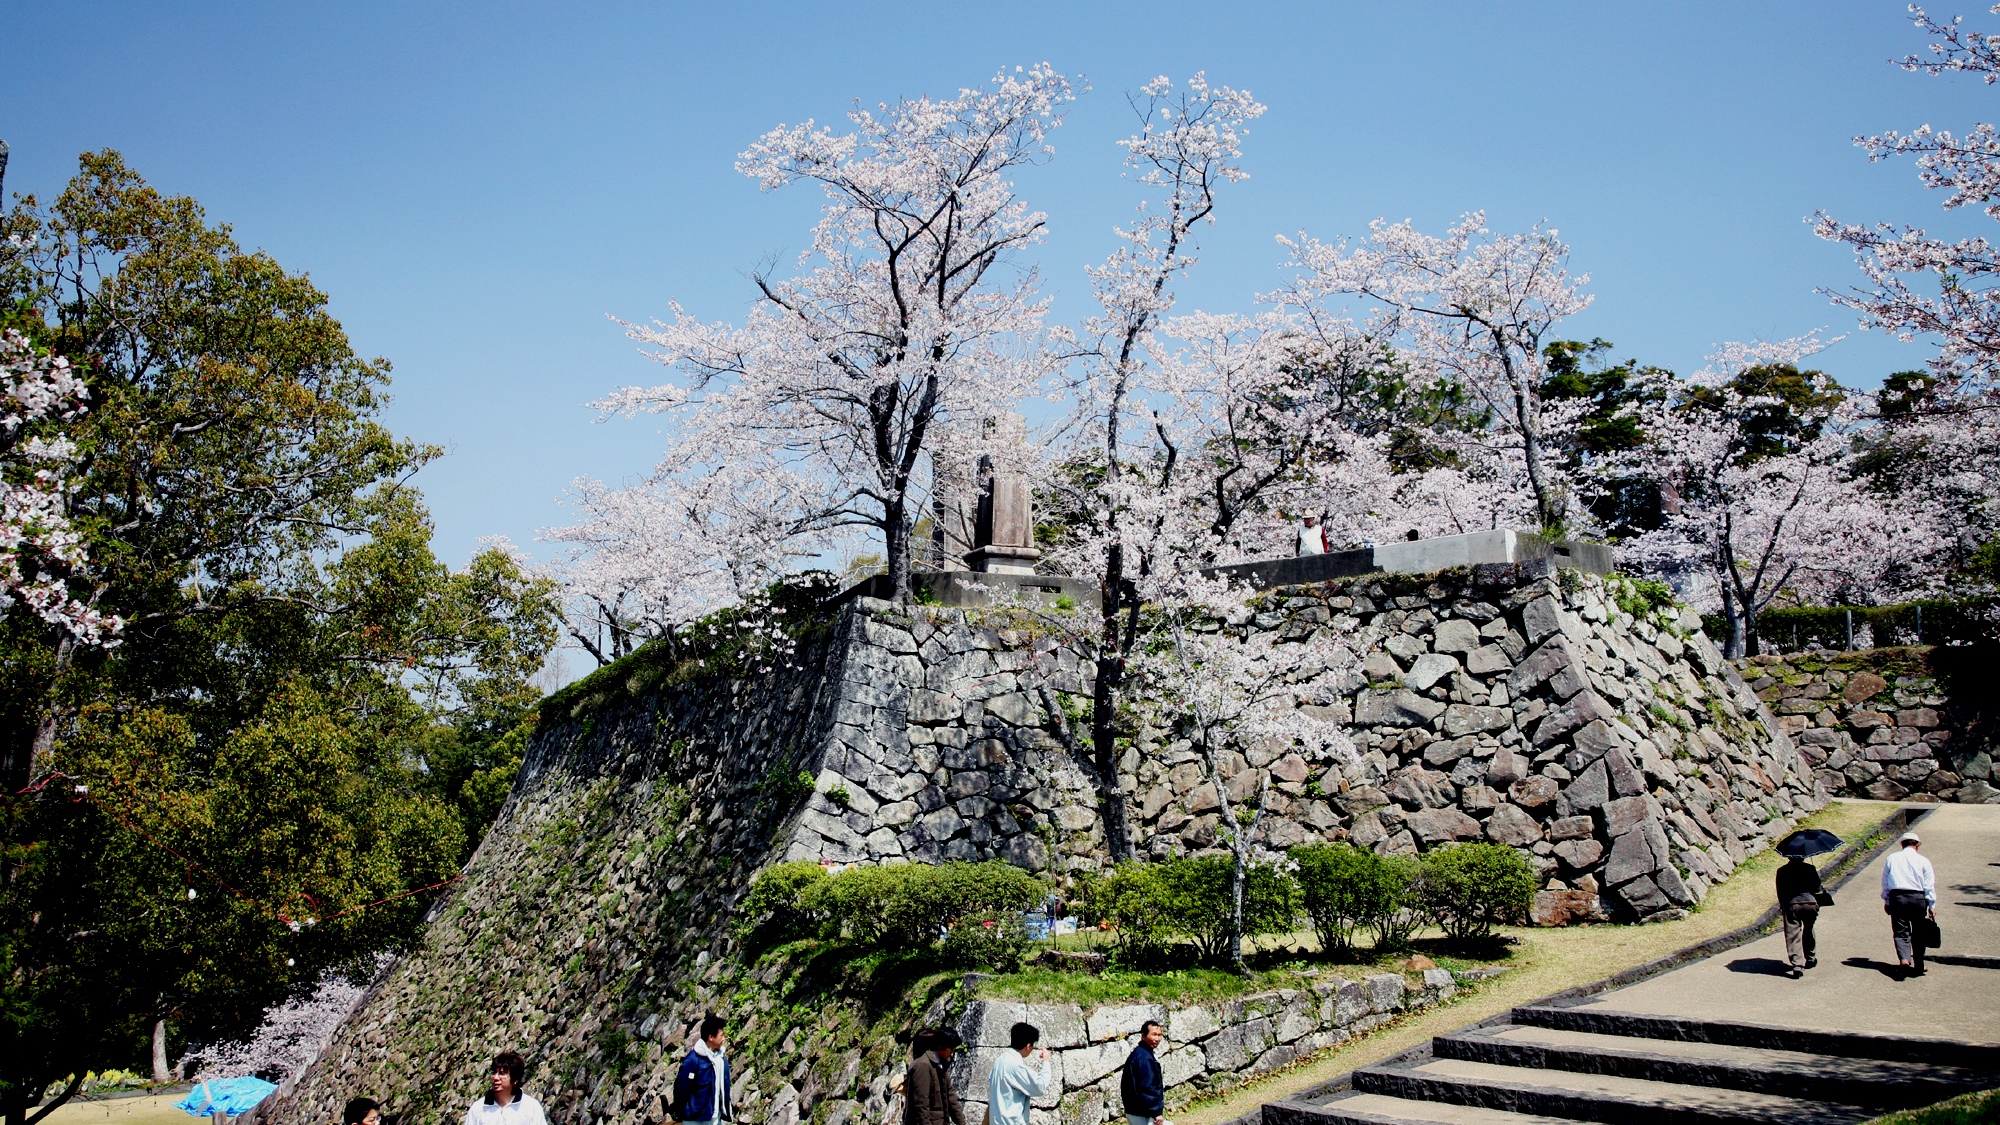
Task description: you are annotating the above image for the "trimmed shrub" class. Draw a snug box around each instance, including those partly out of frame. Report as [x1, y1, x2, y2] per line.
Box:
[792, 860, 1043, 949]
[1091, 856, 1298, 966]
[1292, 842, 1414, 956]
[1416, 842, 1537, 941]
[738, 860, 828, 946]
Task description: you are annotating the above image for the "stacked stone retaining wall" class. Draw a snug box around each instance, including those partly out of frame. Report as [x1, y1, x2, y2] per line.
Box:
[266, 563, 1828, 1125]
[944, 971, 1462, 1125]
[1738, 648, 1998, 805]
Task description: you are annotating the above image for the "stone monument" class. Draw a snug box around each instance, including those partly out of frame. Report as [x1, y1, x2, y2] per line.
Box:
[965, 413, 1040, 575]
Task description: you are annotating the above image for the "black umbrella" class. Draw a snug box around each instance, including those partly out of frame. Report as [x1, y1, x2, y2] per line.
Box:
[1778, 828, 1843, 858]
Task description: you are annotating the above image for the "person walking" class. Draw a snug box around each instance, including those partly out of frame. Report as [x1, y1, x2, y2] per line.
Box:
[987, 1023, 1051, 1125]
[1882, 830, 1937, 977]
[672, 1015, 732, 1125]
[903, 1029, 966, 1125]
[1119, 1021, 1166, 1125]
[1775, 853, 1825, 978]
[464, 1052, 545, 1125]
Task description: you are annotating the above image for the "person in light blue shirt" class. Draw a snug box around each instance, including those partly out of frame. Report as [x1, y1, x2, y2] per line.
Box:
[1881, 831, 1937, 977]
[986, 1022, 1051, 1125]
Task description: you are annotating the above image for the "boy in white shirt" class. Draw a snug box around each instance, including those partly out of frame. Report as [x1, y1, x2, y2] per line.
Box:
[464, 1052, 545, 1125]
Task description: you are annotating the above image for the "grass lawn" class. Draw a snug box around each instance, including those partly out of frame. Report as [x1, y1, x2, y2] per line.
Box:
[41, 1094, 193, 1125]
[1862, 1087, 2000, 1125]
[1174, 798, 1899, 1125]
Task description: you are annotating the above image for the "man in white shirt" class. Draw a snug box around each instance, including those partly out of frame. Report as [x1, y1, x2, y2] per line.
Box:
[1881, 831, 1937, 977]
[987, 1022, 1051, 1125]
[1296, 515, 1327, 557]
[464, 1052, 546, 1125]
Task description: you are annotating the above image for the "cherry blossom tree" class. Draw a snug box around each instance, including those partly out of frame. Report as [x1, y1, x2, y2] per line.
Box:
[1127, 568, 1356, 972]
[1040, 74, 1266, 857]
[190, 963, 377, 1083]
[1814, 5, 2000, 388]
[1275, 214, 1596, 534]
[0, 331, 117, 642]
[594, 67, 1071, 604]
[542, 454, 839, 665]
[1617, 337, 1933, 656]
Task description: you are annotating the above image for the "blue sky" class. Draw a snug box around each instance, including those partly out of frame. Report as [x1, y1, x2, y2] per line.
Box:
[4, 2, 1991, 567]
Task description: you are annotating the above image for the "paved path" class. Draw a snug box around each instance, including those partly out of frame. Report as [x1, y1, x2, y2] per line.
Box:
[1569, 803, 2000, 1044]
[1266, 804, 2000, 1125]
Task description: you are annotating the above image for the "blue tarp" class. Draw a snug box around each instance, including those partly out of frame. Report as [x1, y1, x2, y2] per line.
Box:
[175, 1078, 277, 1118]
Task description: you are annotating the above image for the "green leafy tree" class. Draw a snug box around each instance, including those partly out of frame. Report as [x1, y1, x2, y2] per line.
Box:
[0, 151, 558, 1123]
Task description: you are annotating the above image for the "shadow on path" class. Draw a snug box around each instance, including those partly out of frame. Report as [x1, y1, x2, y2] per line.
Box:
[1842, 956, 1911, 980]
[1727, 957, 1794, 976]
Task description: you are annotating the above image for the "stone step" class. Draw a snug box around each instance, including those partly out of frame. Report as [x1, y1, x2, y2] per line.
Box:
[1352, 1057, 1874, 1125]
[1273, 1091, 1607, 1125]
[1434, 1024, 1988, 1110]
[1511, 1005, 2000, 1071]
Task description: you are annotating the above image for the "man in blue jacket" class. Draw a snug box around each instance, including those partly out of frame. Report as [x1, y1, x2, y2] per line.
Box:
[673, 1014, 731, 1125]
[1119, 1021, 1165, 1125]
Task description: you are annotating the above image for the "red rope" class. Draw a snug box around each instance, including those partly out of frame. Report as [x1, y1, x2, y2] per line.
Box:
[12, 770, 462, 930]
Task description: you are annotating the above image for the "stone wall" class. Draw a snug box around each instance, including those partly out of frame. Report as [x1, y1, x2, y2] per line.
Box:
[945, 971, 1463, 1125]
[267, 561, 1827, 1125]
[1739, 648, 1999, 805]
[791, 565, 1825, 924]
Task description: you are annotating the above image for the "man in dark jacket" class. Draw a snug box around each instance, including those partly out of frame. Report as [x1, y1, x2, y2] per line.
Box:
[672, 1014, 731, 1124]
[1120, 1021, 1165, 1125]
[1776, 855, 1825, 978]
[903, 1028, 965, 1125]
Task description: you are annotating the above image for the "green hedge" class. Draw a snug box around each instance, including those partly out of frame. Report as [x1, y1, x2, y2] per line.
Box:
[739, 859, 1044, 966]
[1086, 856, 1298, 965]
[1293, 843, 1417, 954]
[1704, 597, 1998, 654]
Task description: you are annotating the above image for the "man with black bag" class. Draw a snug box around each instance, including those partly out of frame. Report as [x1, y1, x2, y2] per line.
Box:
[1882, 831, 1938, 978]
[1775, 854, 1826, 978]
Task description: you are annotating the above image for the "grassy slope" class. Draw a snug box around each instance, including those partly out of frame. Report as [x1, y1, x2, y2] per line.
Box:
[1863, 1088, 2000, 1125]
[1176, 798, 1899, 1125]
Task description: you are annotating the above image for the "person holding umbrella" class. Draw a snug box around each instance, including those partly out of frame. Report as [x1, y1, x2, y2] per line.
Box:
[1775, 828, 1840, 978]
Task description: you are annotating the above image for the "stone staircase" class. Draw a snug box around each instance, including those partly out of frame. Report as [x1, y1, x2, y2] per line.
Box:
[1264, 1003, 1999, 1125]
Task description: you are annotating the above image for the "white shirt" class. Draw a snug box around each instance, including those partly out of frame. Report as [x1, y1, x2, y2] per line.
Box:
[465, 1093, 546, 1125]
[1296, 523, 1325, 556]
[987, 1049, 1052, 1125]
[1881, 847, 1936, 907]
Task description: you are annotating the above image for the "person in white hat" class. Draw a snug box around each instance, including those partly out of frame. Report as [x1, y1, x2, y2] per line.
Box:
[1880, 830, 1936, 977]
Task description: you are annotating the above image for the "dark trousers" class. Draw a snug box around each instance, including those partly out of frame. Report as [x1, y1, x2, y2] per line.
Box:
[1783, 899, 1818, 968]
[1887, 888, 1929, 968]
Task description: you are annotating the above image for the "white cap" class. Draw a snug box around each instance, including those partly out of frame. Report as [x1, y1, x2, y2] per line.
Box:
[1899, 831, 1921, 845]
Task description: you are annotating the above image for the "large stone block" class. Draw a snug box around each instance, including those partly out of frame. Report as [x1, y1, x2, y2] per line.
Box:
[1362, 973, 1405, 1013]
[1167, 1005, 1219, 1042]
[1354, 689, 1447, 727]
[1433, 618, 1482, 654]
[1201, 1018, 1273, 1072]
[1442, 704, 1512, 737]
[1561, 760, 1610, 811]
[1407, 806, 1482, 845]
[1159, 1045, 1205, 1088]
[1061, 1041, 1128, 1089]
[1085, 1003, 1164, 1043]
[1484, 803, 1543, 846]
[1404, 653, 1460, 691]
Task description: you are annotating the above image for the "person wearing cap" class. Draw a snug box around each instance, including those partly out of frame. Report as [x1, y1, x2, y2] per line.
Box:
[903, 1028, 966, 1125]
[1881, 830, 1937, 977]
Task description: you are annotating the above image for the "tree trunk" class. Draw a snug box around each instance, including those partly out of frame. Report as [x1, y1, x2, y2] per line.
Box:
[152, 1018, 171, 1085]
[883, 499, 912, 602]
[1228, 836, 1248, 975]
[1722, 585, 1746, 660]
[1090, 653, 1131, 862]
